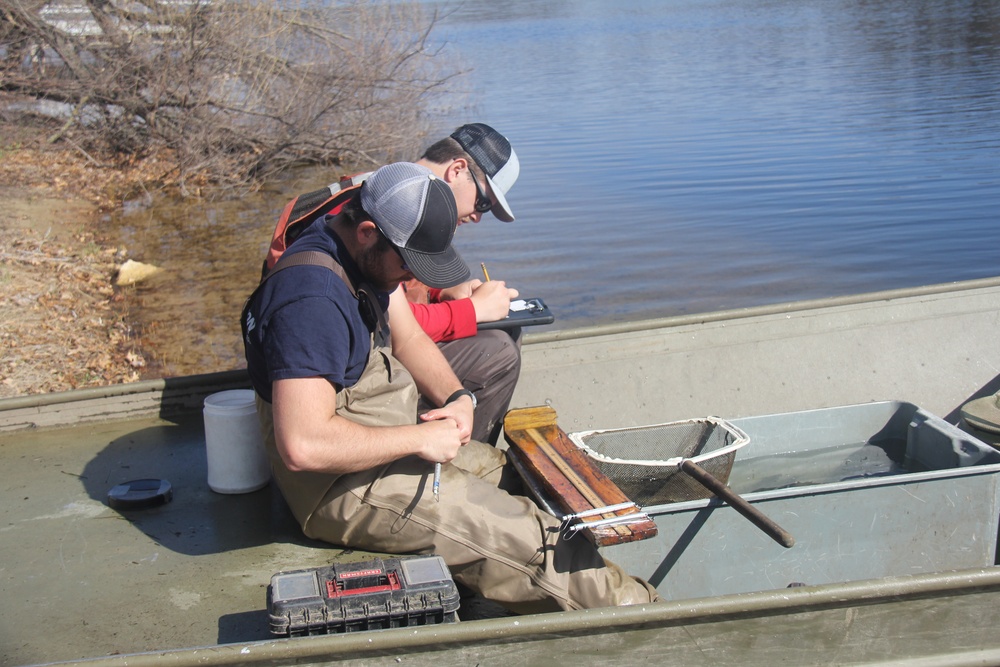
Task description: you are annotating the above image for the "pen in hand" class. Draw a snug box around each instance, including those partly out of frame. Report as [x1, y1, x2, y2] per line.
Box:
[481, 262, 491, 282]
[433, 462, 441, 502]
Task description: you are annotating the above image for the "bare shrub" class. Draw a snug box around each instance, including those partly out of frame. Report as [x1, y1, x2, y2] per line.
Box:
[0, 0, 462, 196]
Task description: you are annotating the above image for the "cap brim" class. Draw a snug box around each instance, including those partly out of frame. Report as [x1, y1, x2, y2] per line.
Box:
[400, 245, 472, 289]
[486, 174, 515, 222]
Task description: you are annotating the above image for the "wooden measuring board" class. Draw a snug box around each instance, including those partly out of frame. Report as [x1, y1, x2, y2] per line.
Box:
[503, 406, 658, 547]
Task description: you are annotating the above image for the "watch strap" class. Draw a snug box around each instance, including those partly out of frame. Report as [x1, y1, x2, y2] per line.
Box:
[445, 388, 477, 409]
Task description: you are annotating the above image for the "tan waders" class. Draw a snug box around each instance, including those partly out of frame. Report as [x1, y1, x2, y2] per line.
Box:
[257, 338, 658, 613]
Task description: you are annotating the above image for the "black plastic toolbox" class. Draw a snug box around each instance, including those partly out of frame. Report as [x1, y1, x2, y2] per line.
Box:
[267, 555, 460, 636]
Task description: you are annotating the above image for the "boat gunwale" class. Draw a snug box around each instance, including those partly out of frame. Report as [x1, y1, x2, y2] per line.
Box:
[4, 274, 1000, 418]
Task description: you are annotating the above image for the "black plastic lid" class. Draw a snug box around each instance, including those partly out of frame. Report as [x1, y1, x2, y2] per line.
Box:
[107, 478, 173, 510]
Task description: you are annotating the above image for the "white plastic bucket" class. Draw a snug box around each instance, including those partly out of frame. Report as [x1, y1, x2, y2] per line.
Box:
[203, 389, 270, 494]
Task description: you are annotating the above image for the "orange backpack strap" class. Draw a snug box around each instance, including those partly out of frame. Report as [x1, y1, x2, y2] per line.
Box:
[261, 172, 373, 279]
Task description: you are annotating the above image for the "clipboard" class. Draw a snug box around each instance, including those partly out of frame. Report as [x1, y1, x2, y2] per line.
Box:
[478, 298, 555, 330]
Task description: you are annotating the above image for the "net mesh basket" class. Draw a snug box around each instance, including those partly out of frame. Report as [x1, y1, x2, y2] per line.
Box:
[569, 417, 750, 507]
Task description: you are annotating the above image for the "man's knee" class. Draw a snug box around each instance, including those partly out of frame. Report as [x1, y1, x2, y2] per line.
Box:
[476, 330, 521, 386]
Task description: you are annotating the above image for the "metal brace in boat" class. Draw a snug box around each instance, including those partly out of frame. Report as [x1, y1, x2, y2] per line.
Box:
[559, 502, 652, 541]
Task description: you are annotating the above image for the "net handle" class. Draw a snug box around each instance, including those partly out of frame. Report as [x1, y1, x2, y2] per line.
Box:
[679, 459, 795, 549]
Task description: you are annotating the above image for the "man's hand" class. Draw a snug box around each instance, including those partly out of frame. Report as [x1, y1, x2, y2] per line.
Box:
[470, 280, 519, 323]
[415, 417, 466, 462]
[437, 279, 482, 301]
[420, 393, 475, 444]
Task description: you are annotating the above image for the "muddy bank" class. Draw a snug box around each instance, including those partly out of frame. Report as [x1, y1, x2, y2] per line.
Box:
[0, 143, 151, 398]
[0, 125, 313, 395]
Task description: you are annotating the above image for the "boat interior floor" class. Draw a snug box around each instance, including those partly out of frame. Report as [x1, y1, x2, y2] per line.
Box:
[0, 412, 512, 665]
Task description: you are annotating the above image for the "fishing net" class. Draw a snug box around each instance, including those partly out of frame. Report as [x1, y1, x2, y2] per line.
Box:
[569, 417, 750, 507]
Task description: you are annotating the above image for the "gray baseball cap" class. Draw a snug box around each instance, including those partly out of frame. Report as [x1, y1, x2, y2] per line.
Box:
[359, 162, 471, 289]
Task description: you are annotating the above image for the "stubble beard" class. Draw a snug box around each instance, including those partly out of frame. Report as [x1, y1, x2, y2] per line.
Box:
[358, 244, 404, 293]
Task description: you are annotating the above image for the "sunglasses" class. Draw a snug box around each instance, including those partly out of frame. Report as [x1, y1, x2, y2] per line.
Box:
[468, 168, 494, 213]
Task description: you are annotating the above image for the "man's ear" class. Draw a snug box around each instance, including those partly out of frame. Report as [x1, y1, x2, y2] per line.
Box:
[356, 220, 379, 247]
[444, 157, 468, 184]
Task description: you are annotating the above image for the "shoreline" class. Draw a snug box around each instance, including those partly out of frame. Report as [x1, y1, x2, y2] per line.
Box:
[0, 150, 147, 398]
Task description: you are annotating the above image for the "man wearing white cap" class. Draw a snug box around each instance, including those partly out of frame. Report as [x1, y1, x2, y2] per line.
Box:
[406, 123, 524, 445]
[243, 162, 659, 614]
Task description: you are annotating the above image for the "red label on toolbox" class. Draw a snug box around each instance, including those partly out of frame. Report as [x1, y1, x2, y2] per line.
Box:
[326, 571, 402, 598]
[339, 569, 383, 579]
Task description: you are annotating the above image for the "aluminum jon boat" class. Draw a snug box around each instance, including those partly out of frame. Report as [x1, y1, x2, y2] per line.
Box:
[3, 277, 1000, 667]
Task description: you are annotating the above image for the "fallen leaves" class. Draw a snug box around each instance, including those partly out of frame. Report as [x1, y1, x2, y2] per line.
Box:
[0, 229, 144, 398]
[0, 131, 180, 211]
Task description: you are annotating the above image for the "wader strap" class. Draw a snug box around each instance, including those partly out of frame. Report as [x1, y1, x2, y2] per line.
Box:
[243, 250, 389, 347]
[268, 250, 353, 293]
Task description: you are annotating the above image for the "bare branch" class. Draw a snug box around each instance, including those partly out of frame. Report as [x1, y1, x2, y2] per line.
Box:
[0, 0, 465, 194]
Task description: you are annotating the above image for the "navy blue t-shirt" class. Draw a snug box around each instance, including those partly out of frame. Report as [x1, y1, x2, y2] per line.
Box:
[243, 217, 391, 403]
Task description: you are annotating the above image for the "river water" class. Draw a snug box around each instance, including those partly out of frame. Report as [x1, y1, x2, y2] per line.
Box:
[106, 0, 1000, 379]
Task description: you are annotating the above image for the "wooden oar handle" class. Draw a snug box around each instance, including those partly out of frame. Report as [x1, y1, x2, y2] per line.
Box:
[680, 459, 795, 549]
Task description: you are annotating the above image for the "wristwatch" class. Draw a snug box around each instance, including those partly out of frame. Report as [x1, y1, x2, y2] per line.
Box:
[445, 388, 477, 410]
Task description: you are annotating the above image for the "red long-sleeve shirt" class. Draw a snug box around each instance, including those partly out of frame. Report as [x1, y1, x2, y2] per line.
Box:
[405, 284, 478, 343]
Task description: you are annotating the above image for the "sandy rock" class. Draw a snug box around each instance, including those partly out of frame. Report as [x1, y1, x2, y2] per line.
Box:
[116, 259, 161, 286]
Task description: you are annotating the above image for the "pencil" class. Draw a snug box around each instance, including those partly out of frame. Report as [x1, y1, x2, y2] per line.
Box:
[433, 462, 441, 502]
[481, 262, 491, 282]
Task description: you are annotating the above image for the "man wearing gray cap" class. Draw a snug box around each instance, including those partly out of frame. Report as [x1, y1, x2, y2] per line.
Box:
[243, 162, 658, 614]
[263, 123, 525, 446]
